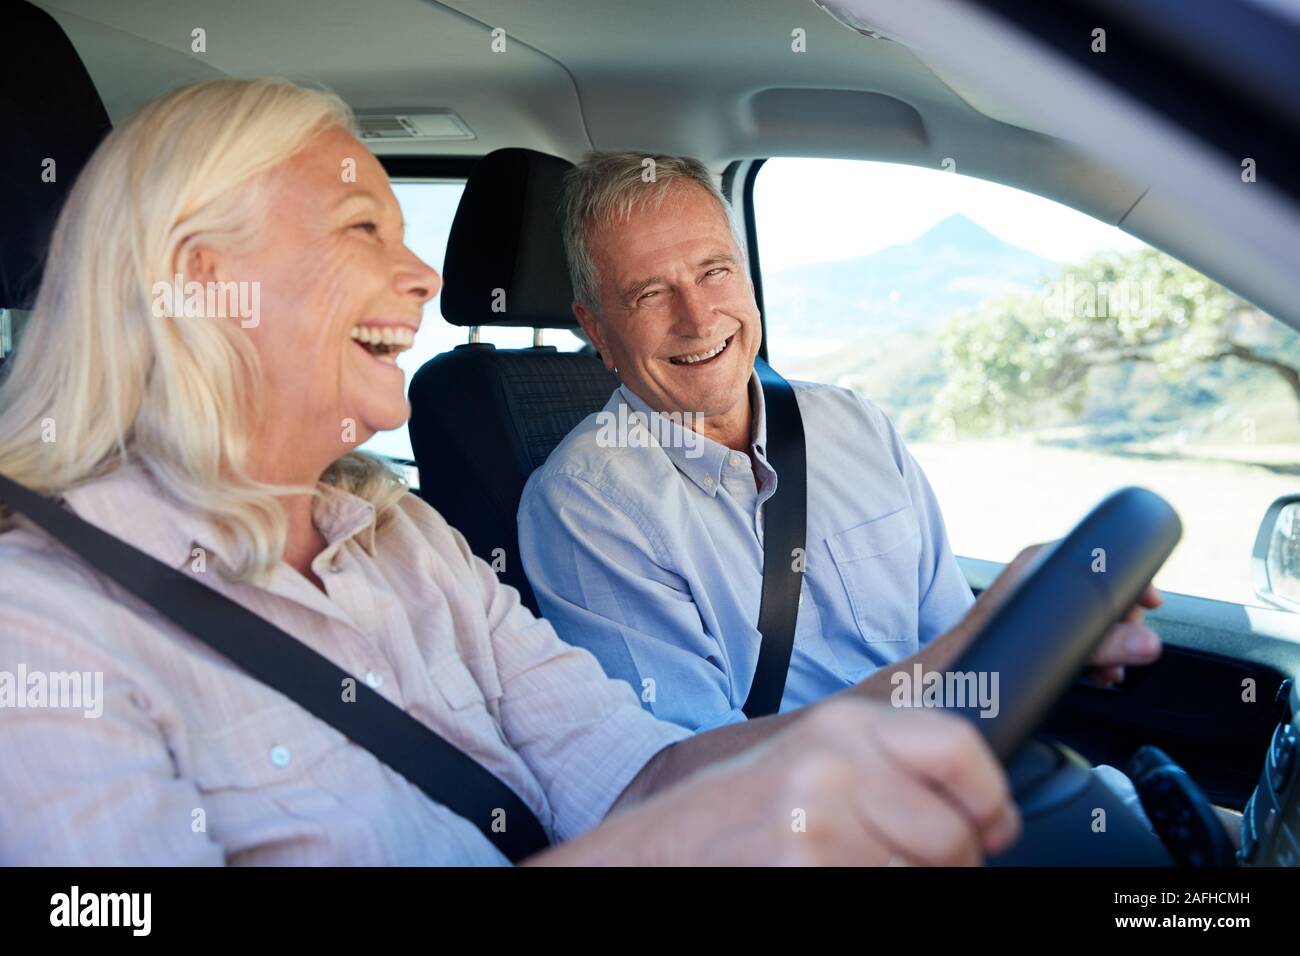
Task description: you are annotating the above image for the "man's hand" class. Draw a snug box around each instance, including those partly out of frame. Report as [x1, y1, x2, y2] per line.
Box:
[531, 697, 1021, 866]
[857, 543, 1163, 701]
[971, 544, 1163, 688]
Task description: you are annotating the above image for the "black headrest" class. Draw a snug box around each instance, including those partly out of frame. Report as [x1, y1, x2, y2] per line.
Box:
[441, 148, 578, 329]
[0, 1, 112, 309]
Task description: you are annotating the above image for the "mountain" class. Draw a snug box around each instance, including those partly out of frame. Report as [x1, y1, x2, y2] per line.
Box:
[763, 213, 1055, 339]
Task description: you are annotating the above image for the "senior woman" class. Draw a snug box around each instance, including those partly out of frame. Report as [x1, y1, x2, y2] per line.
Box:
[0, 78, 1019, 865]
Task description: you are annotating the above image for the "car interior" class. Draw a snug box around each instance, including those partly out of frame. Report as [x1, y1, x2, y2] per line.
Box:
[4, 0, 1300, 869]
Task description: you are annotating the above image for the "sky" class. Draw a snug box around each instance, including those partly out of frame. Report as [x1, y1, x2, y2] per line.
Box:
[754, 158, 1147, 272]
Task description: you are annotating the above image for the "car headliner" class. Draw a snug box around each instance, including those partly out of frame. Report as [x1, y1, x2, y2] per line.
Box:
[31, 0, 1300, 331]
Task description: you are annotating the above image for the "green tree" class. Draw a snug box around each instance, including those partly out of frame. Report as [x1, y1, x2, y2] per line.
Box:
[931, 248, 1300, 436]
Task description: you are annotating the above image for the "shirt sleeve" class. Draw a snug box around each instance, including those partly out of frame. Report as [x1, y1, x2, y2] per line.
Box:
[0, 559, 225, 865]
[519, 471, 753, 733]
[864, 397, 976, 644]
[445, 519, 691, 842]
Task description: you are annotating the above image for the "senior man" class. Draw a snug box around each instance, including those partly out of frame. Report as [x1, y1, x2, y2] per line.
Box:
[518, 152, 1161, 744]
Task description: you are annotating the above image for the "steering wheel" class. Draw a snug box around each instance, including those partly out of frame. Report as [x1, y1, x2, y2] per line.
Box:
[950, 486, 1181, 759]
[943, 487, 1187, 865]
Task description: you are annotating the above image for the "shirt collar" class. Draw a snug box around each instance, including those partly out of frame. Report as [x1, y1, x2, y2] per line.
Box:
[61, 463, 379, 572]
[616, 370, 766, 497]
[314, 483, 378, 557]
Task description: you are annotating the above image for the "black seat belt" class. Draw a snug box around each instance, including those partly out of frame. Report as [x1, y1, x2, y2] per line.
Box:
[742, 361, 808, 719]
[0, 472, 549, 863]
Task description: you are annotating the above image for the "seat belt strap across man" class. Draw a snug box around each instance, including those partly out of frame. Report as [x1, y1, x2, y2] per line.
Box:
[742, 360, 809, 719]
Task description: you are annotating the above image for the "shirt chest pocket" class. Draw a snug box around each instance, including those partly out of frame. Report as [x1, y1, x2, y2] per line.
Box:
[188, 703, 350, 794]
[186, 702, 394, 863]
[424, 656, 511, 752]
[825, 507, 921, 644]
[430, 656, 495, 711]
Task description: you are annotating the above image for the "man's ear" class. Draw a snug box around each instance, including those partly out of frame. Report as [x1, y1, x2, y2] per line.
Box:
[573, 301, 615, 372]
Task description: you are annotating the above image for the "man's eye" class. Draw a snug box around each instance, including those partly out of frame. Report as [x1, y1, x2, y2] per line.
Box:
[351, 221, 379, 235]
[705, 267, 728, 278]
[638, 290, 659, 302]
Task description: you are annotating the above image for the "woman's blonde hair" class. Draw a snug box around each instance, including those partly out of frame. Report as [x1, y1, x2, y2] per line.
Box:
[0, 78, 408, 582]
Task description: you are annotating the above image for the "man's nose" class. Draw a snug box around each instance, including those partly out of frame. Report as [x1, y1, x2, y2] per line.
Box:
[671, 285, 720, 339]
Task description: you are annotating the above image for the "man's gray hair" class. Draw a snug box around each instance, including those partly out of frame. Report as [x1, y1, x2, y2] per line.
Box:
[560, 151, 747, 312]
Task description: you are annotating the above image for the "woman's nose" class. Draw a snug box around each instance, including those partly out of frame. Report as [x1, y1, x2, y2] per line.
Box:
[397, 248, 442, 304]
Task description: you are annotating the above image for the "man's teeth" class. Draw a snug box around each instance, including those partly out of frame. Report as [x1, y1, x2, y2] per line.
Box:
[671, 337, 730, 365]
[350, 325, 415, 355]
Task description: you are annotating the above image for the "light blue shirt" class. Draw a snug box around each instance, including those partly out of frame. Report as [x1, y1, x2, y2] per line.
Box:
[518, 373, 975, 733]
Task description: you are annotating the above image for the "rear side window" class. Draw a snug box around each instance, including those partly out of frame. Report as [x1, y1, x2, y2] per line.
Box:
[358, 180, 583, 465]
[357, 180, 465, 463]
[0, 309, 19, 365]
[751, 157, 1300, 607]
[1, 180, 576, 473]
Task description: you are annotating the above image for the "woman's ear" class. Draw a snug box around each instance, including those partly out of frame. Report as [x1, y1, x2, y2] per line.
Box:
[168, 241, 259, 328]
[182, 242, 221, 285]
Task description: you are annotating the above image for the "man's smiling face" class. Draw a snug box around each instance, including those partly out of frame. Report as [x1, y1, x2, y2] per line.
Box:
[575, 182, 762, 426]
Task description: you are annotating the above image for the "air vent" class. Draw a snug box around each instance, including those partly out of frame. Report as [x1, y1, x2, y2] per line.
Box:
[356, 109, 474, 142]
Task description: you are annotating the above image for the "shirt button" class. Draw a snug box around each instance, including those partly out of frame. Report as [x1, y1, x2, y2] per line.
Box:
[269, 745, 292, 768]
[703, 474, 715, 488]
[330, 559, 343, 573]
[730, 454, 743, 468]
[365, 671, 384, 689]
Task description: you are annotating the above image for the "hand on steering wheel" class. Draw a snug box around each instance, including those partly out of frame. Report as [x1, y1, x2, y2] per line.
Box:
[945, 487, 1181, 762]
[963, 542, 1164, 691]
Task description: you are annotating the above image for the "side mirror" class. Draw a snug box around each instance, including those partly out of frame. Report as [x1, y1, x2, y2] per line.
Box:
[1253, 495, 1300, 612]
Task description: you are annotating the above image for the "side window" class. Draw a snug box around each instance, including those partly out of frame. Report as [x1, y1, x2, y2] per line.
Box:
[752, 158, 1300, 607]
[358, 179, 583, 467]
[0, 309, 17, 366]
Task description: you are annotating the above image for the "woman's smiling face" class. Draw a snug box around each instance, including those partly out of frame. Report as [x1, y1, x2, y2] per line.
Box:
[211, 125, 440, 465]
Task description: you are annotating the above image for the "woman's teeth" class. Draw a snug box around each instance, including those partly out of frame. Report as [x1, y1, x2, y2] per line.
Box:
[670, 336, 731, 366]
[351, 325, 414, 364]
